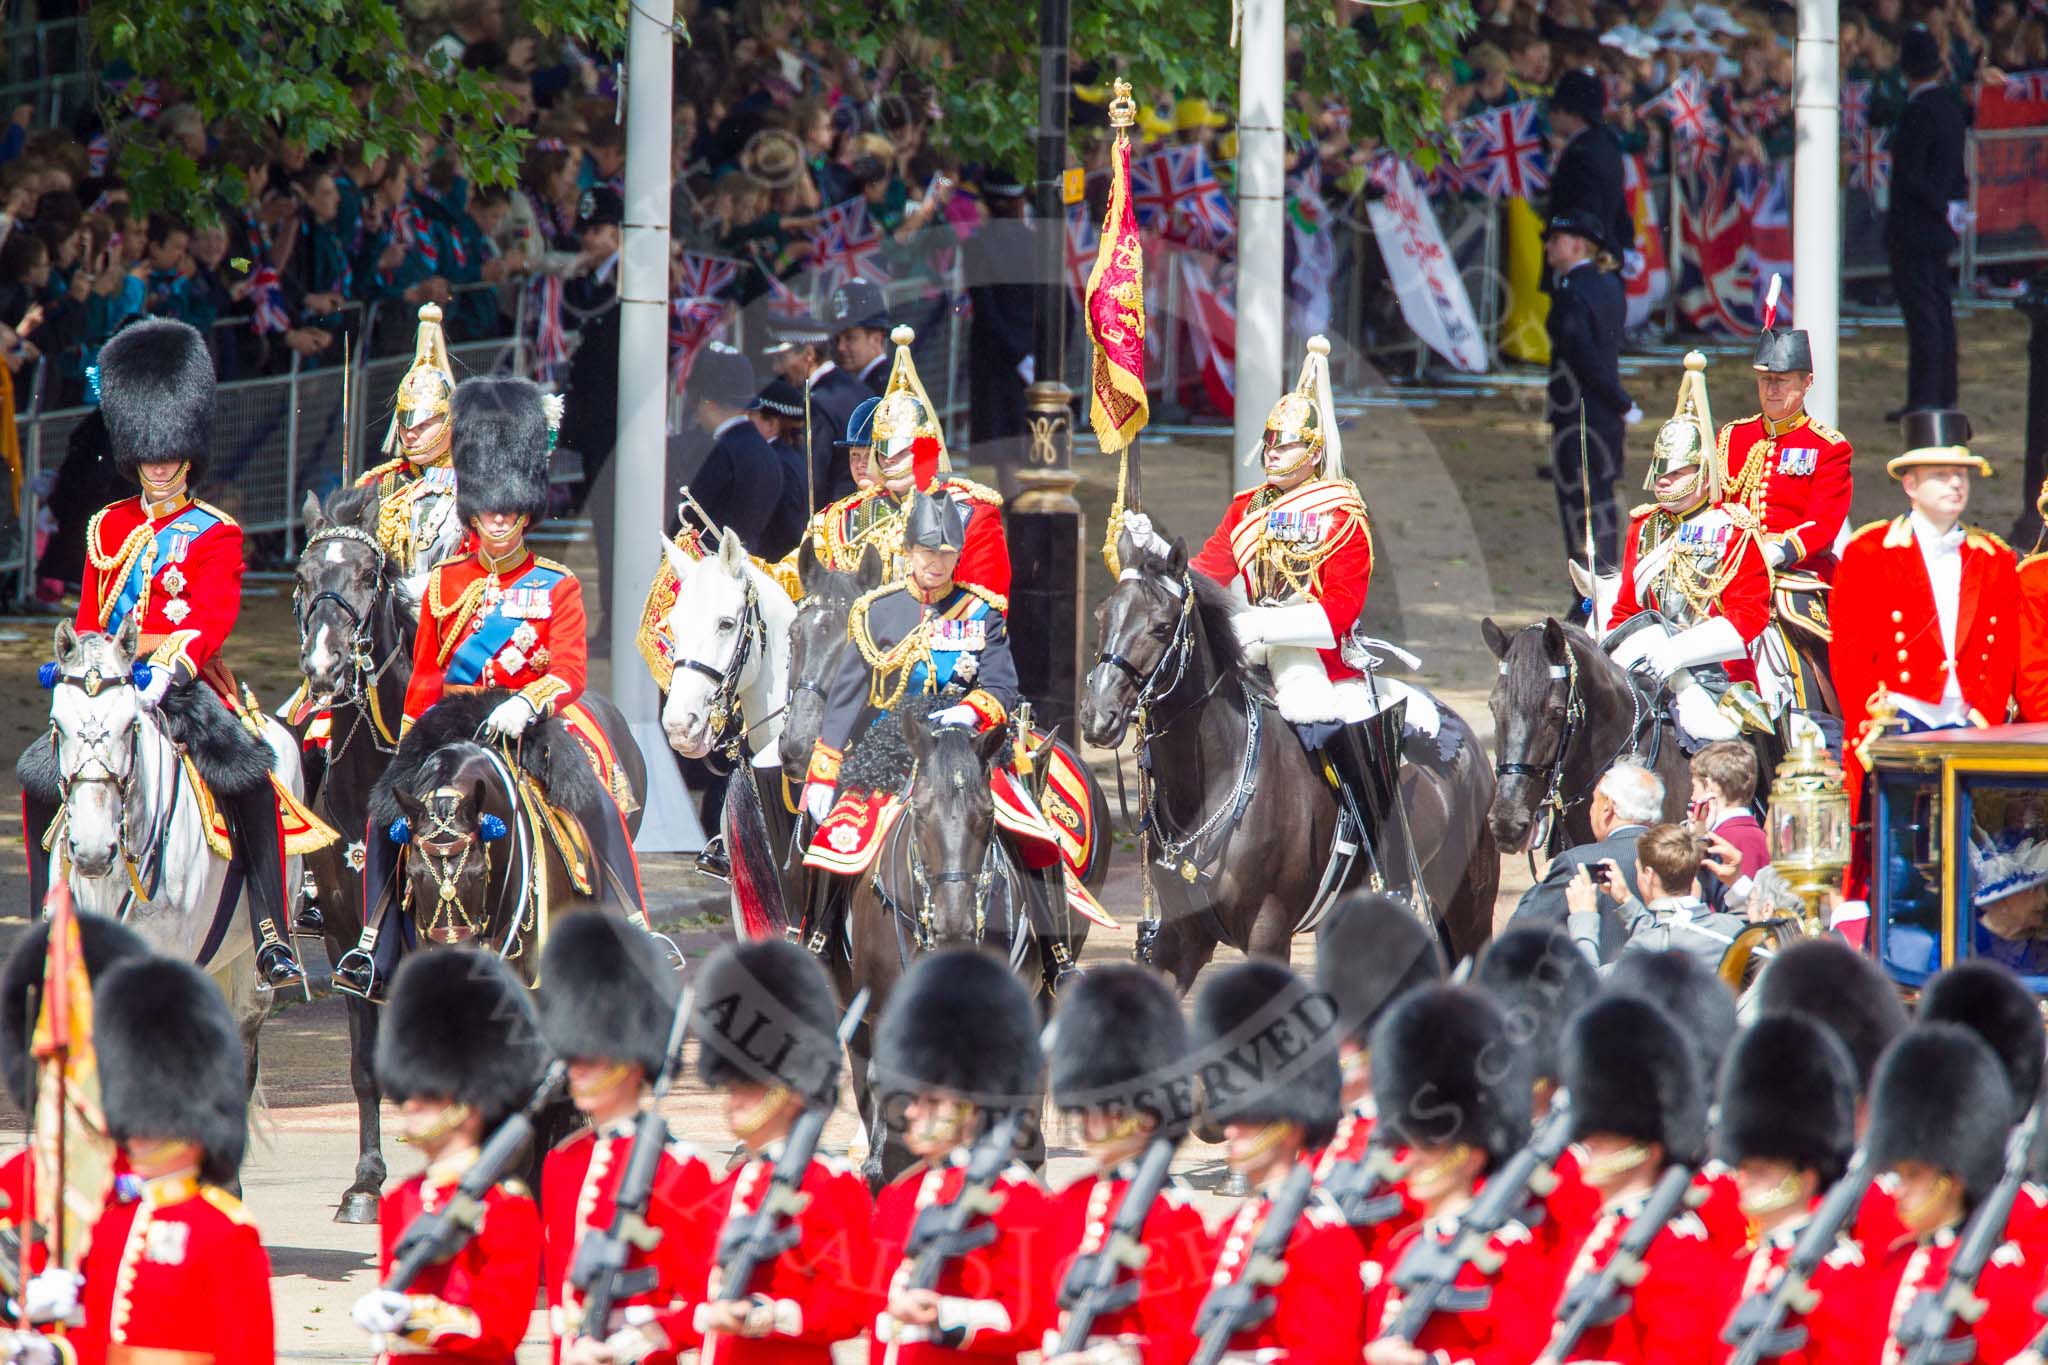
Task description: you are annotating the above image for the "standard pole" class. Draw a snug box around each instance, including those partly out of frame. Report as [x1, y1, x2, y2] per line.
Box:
[1794, 0, 1841, 427]
[1232, 0, 1286, 489]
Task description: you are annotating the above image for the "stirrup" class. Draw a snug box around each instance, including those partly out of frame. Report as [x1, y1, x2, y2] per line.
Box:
[1134, 918, 1160, 966]
[331, 946, 384, 1004]
[696, 834, 731, 883]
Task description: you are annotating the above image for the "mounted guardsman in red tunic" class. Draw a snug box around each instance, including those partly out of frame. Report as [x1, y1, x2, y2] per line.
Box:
[357, 302, 467, 587]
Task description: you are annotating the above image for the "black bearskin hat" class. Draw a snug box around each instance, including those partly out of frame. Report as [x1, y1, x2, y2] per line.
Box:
[1564, 994, 1707, 1166]
[539, 913, 680, 1078]
[98, 318, 215, 481]
[1371, 985, 1531, 1170]
[1869, 1024, 2013, 1206]
[1918, 960, 2044, 1122]
[1193, 961, 1341, 1148]
[1051, 965, 1192, 1135]
[1, 912, 148, 1110]
[1717, 1014, 1858, 1187]
[95, 956, 247, 1186]
[695, 940, 844, 1102]
[1316, 893, 1442, 1047]
[376, 949, 547, 1127]
[1603, 950, 1739, 1102]
[1471, 923, 1598, 1085]
[874, 948, 1043, 1108]
[1756, 939, 1908, 1094]
[453, 376, 554, 525]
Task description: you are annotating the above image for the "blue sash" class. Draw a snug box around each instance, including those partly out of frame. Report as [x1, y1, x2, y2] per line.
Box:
[448, 562, 566, 685]
[908, 599, 992, 694]
[106, 505, 222, 633]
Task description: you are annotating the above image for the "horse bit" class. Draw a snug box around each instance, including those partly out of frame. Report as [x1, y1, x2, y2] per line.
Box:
[49, 662, 168, 906]
[672, 576, 763, 763]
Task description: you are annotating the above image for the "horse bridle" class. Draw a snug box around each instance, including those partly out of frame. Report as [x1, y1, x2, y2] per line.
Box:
[295, 525, 405, 746]
[408, 788, 493, 942]
[788, 587, 852, 714]
[1093, 565, 1197, 726]
[49, 662, 171, 907]
[901, 788, 999, 952]
[1494, 642, 1586, 830]
[671, 574, 763, 758]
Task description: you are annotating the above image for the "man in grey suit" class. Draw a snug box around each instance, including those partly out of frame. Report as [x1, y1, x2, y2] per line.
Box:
[1512, 760, 1669, 959]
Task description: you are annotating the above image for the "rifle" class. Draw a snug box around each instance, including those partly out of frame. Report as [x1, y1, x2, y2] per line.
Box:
[384, 1061, 569, 1291]
[1896, 1103, 2040, 1365]
[1378, 1096, 1576, 1345]
[1188, 1160, 1317, 1365]
[1536, 1161, 1700, 1365]
[900, 1110, 1027, 1292]
[707, 988, 870, 1303]
[1321, 1137, 1407, 1231]
[566, 985, 697, 1341]
[1720, 1148, 1874, 1365]
[1053, 1135, 1178, 1355]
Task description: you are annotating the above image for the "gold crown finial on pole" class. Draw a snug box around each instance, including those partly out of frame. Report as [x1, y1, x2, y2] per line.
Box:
[1108, 79, 1136, 129]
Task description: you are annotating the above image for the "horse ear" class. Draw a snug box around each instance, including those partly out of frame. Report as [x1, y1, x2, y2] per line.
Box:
[796, 536, 821, 596]
[1541, 616, 1569, 660]
[718, 526, 748, 572]
[904, 711, 934, 764]
[857, 543, 886, 592]
[115, 612, 141, 661]
[972, 722, 1008, 770]
[301, 489, 327, 536]
[659, 532, 694, 582]
[359, 492, 383, 533]
[1168, 537, 1188, 576]
[1481, 617, 1508, 660]
[461, 778, 486, 826]
[53, 619, 79, 664]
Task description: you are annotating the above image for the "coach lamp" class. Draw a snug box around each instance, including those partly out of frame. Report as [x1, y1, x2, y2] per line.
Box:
[1769, 724, 1853, 935]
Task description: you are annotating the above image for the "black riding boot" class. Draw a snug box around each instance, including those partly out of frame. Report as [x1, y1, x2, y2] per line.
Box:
[23, 792, 58, 913]
[333, 823, 407, 1004]
[1320, 708, 1421, 908]
[222, 787, 306, 991]
[583, 800, 652, 927]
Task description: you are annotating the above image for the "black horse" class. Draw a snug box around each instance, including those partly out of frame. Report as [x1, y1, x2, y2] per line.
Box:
[1080, 538, 1498, 994]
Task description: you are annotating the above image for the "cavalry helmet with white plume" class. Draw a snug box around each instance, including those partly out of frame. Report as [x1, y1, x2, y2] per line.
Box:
[1259, 335, 1344, 485]
[1646, 350, 1718, 513]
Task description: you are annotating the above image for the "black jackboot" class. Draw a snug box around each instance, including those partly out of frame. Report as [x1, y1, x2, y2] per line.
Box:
[333, 824, 406, 1004]
[223, 787, 307, 991]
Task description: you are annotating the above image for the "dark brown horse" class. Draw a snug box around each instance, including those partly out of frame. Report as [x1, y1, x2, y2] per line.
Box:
[1079, 539, 1498, 994]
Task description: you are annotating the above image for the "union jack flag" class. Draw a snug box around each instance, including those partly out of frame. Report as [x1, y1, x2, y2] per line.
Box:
[675, 252, 741, 302]
[1640, 72, 1721, 145]
[248, 266, 291, 336]
[1454, 100, 1549, 199]
[85, 132, 110, 178]
[528, 274, 569, 385]
[1131, 145, 1237, 249]
[2004, 69, 2048, 101]
[808, 199, 892, 289]
[1676, 164, 1763, 335]
[1840, 80, 1870, 135]
[1849, 125, 1893, 194]
[670, 296, 731, 392]
[762, 270, 811, 319]
[1064, 206, 1100, 313]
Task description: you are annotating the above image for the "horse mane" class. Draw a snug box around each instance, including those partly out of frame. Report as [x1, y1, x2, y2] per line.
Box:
[837, 691, 955, 795]
[1134, 547, 1249, 681]
[369, 690, 608, 830]
[320, 483, 380, 533]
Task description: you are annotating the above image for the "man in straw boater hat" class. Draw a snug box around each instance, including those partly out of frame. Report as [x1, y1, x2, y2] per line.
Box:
[1830, 410, 2017, 906]
[21, 316, 330, 991]
[9, 956, 274, 1365]
[538, 913, 716, 1365]
[869, 949, 1050, 1360]
[1038, 964, 1209, 1365]
[348, 949, 548, 1363]
[690, 940, 873, 1362]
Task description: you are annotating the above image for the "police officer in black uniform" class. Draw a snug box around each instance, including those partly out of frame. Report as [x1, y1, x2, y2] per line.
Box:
[671, 342, 786, 552]
[827, 277, 892, 395]
[1544, 208, 1631, 581]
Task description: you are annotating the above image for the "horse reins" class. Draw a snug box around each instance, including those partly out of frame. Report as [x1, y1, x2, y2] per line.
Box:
[1494, 631, 1663, 856]
[295, 524, 406, 756]
[50, 663, 174, 914]
[671, 575, 763, 764]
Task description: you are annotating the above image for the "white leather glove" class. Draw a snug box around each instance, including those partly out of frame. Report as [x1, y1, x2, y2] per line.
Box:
[803, 781, 835, 822]
[134, 665, 171, 710]
[1623, 403, 1645, 426]
[485, 694, 538, 739]
[1764, 538, 1794, 569]
[1644, 617, 1746, 679]
[0, 1332, 60, 1365]
[1119, 511, 1172, 560]
[352, 1288, 413, 1337]
[1673, 679, 1742, 741]
[1233, 603, 1336, 652]
[23, 1270, 80, 1327]
[930, 704, 977, 728]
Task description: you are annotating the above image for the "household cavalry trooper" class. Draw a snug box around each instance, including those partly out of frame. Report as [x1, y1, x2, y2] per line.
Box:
[334, 377, 648, 1003]
[22, 316, 332, 990]
[870, 949, 1051, 1362]
[355, 301, 467, 586]
[349, 949, 547, 1365]
[4, 956, 277, 1365]
[756, 394, 884, 602]
[538, 913, 717, 1365]
[1119, 335, 1428, 906]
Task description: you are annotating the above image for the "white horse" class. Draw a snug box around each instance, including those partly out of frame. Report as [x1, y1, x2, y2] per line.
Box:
[659, 528, 796, 765]
[46, 618, 294, 1045]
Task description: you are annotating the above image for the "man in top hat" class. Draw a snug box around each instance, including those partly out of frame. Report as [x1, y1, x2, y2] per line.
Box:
[1545, 69, 1632, 263]
[1039, 965, 1209, 1365]
[26, 317, 318, 991]
[1190, 960, 1365, 1364]
[350, 950, 548, 1365]
[827, 278, 892, 396]
[763, 308, 869, 509]
[19, 956, 275, 1365]
[1543, 209, 1631, 579]
[690, 940, 875, 1362]
[1831, 411, 2017, 901]
[1360, 985, 1557, 1365]
[539, 914, 717, 1365]
[354, 302, 466, 585]
[1547, 994, 1737, 1364]
[870, 950, 1051, 1362]
[1886, 24, 1968, 419]
[961, 168, 1037, 502]
[672, 342, 787, 555]
[1709, 1014, 1876, 1365]
[748, 380, 812, 561]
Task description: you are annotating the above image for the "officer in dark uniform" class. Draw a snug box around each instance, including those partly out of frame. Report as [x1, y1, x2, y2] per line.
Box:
[749, 379, 812, 560]
[827, 277, 892, 395]
[1886, 24, 1968, 418]
[763, 310, 868, 510]
[1544, 69, 1632, 262]
[1544, 208, 1631, 578]
[962, 167, 1038, 500]
[563, 186, 625, 642]
[671, 342, 786, 553]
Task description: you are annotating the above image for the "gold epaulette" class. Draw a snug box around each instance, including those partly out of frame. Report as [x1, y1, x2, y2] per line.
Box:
[531, 554, 574, 577]
[191, 498, 240, 529]
[355, 457, 408, 490]
[200, 1184, 254, 1225]
[941, 477, 1004, 508]
[955, 581, 1010, 613]
[1965, 526, 2012, 555]
[1628, 501, 1661, 520]
[1807, 418, 1846, 445]
[1850, 517, 1898, 546]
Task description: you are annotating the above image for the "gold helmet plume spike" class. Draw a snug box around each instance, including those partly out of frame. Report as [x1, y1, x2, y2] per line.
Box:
[1260, 334, 1342, 484]
[870, 322, 951, 475]
[382, 302, 456, 456]
[1644, 349, 1718, 502]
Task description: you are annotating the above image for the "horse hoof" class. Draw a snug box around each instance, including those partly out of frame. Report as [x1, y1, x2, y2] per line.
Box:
[334, 1190, 380, 1224]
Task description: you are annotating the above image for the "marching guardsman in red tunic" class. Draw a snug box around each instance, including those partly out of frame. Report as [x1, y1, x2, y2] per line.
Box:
[870, 950, 1050, 1363]
[691, 941, 875, 1364]
[355, 302, 465, 583]
[1190, 961, 1365, 1365]
[1361, 986, 1560, 1365]
[1709, 1013, 1876, 1365]
[22, 317, 317, 990]
[334, 377, 646, 1002]
[539, 913, 717, 1365]
[1831, 411, 2017, 903]
[349, 950, 547, 1365]
[9, 956, 276, 1365]
[1040, 965, 1211, 1365]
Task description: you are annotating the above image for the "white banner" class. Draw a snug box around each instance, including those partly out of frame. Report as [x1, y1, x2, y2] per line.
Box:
[1366, 161, 1488, 374]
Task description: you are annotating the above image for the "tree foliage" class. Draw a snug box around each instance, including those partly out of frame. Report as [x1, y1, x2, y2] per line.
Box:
[89, 0, 628, 216]
[808, 0, 1476, 173]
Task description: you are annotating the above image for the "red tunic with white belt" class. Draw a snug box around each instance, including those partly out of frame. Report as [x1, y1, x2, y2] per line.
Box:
[1709, 1204, 1876, 1365]
[1716, 410, 1854, 576]
[1607, 504, 1771, 687]
[1550, 1189, 1742, 1365]
[1859, 1226, 2038, 1365]
[1364, 1205, 1560, 1365]
[79, 494, 243, 685]
[869, 1154, 1050, 1364]
[1189, 479, 1374, 682]
[1197, 1180, 1365, 1365]
[1310, 1103, 1422, 1269]
[543, 1125, 719, 1364]
[404, 549, 587, 730]
[375, 1160, 543, 1365]
[1041, 1165, 1212, 1365]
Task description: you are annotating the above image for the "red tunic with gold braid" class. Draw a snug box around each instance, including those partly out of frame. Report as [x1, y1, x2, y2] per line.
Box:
[1716, 410, 1854, 576]
[1608, 504, 1772, 688]
[64, 1174, 275, 1365]
[78, 494, 243, 686]
[1189, 479, 1373, 682]
[404, 549, 587, 731]
[374, 1162, 542, 1365]
[1041, 1166, 1212, 1365]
